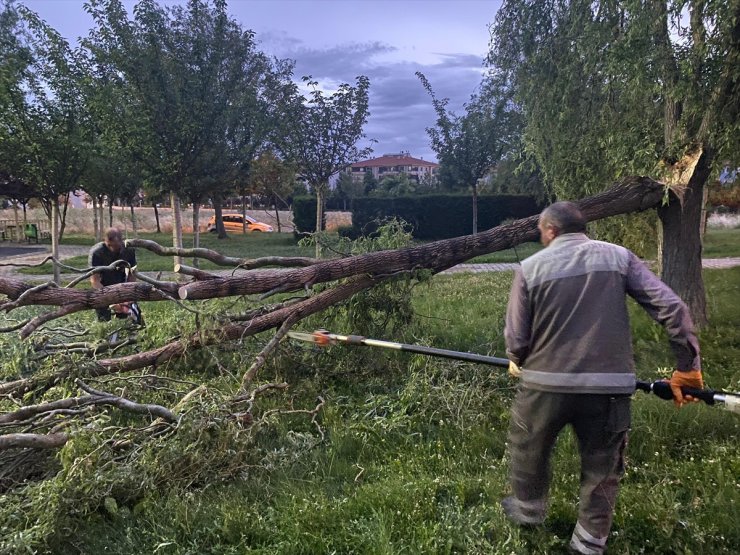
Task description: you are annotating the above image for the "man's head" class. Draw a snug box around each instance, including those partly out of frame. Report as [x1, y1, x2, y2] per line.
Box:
[538, 202, 587, 246]
[104, 228, 124, 254]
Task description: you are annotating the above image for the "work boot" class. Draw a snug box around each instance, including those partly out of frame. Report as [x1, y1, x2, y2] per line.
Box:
[500, 496, 546, 526]
[569, 522, 607, 554]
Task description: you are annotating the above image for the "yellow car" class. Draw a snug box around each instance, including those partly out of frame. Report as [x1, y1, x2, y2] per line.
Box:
[207, 214, 273, 233]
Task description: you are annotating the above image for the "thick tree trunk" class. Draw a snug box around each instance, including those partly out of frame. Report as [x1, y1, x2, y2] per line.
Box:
[153, 201, 161, 234]
[658, 151, 712, 328]
[192, 201, 201, 268]
[170, 192, 184, 268]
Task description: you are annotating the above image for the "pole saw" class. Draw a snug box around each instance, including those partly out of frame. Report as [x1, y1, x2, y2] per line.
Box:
[287, 330, 740, 413]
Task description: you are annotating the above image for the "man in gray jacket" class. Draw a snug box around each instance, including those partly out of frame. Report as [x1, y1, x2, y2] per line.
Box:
[502, 201, 703, 555]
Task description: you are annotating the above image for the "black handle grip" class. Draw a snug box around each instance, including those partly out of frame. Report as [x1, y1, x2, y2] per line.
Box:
[642, 380, 716, 405]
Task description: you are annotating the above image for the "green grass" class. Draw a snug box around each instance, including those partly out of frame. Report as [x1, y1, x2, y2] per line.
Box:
[702, 228, 740, 258]
[20, 267, 734, 555]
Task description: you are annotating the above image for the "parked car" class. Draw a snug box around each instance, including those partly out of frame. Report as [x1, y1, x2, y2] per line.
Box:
[207, 214, 273, 233]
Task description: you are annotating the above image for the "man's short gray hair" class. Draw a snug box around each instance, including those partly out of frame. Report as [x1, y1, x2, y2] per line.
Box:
[540, 202, 587, 234]
[105, 227, 123, 241]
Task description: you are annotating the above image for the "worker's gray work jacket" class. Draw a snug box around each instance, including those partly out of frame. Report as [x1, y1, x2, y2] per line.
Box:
[504, 233, 700, 395]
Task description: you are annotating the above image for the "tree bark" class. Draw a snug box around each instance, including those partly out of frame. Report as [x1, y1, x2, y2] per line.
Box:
[213, 194, 228, 239]
[658, 150, 712, 327]
[170, 192, 184, 268]
[242, 194, 248, 234]
[58, 192, 69, 242]
[92, 196, 100, 242]
[192, 201, 201, 268]
[315, 185, 326, 258]
[108, 197, 113, 228]
[51, 199, 60, 284]
[472, 183, 479, 236]
[274, 194, 282, 233]
[153, 200, 161, 233]
[130, 203, 137, 236]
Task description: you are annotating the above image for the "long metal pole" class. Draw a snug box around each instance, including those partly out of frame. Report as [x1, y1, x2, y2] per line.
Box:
[288, 330, 740, 412]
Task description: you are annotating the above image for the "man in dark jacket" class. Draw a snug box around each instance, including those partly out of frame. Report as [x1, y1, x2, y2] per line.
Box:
[502, 201, 703, 555]
[88, 228, 138, 322]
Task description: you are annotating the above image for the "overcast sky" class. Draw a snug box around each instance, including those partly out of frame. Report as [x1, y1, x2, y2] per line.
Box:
[22, 0, 503, 162]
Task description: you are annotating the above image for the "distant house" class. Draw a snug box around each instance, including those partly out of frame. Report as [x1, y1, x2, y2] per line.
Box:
[347, 152, 439, 183]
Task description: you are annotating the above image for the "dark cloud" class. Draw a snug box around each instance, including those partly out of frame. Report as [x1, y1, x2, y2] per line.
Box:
[268, 40, 487, 161]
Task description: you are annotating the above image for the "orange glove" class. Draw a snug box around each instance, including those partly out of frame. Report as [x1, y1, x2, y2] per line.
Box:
[669, 369, 704, 408]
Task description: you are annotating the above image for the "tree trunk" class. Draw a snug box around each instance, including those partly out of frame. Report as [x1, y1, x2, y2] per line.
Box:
[242, 194, 248, 234]
[192, 201, 201, 268]
[58, 193, 69, 243]
[153, 201, 161, 234]
[658, 150, 712, 328]
[92, 196, 100, 242]
[472, 183, 479, 236]
[22, 202, 27, 225]
[170, 192, 184, 268]
[97, 198, 104, 238]
[12, 202, 19, 238]
[315, 186, 325, 258]
[108, 197, 113, 228]
[130, 203, 137, 236]
[274, 194, 282, 233]
[51, 199, 60, 284]
[700, 183, 709, 240]
[213, 194, 228, 239]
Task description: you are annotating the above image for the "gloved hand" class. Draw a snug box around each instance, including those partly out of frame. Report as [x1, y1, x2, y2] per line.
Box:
[669, 369, 704, 408]
[508, 360, 522, 379]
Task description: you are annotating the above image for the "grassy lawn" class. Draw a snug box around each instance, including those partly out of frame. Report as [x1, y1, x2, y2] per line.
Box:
[703, 227, 740, 258]
[6, 267, 731, 554]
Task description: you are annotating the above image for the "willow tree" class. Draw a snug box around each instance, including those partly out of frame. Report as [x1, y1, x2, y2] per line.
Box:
[489, 0, 740, 325]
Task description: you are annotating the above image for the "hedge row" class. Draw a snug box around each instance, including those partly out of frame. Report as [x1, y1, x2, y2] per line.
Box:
[351, 194, 543, 239]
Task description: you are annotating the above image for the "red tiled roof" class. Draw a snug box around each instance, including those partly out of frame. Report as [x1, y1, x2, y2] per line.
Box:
[350, 154, 438, 168]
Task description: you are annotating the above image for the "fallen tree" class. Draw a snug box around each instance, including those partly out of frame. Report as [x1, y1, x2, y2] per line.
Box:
[0, 175, 668, 441]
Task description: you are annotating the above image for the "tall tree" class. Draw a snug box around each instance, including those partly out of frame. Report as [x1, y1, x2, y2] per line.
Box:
[85, 0, 280, 260]
[282, 76, 373, 254]
[417, 72, 521, 235]
[2, 3, 93, 282]
[489, 0, 740, 324]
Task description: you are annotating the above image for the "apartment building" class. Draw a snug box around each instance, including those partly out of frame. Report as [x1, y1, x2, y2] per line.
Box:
[347, 152, 439, 183]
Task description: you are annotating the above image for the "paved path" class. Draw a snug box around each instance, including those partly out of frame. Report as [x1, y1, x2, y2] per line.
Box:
[1, 244, 738, 282]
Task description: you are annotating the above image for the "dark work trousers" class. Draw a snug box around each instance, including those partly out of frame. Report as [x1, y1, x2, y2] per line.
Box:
[96, 307, 112, 322]
[507, 387, 630, 552]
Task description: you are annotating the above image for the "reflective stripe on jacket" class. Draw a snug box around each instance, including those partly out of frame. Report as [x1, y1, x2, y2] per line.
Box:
[504, 234, 700, 394]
